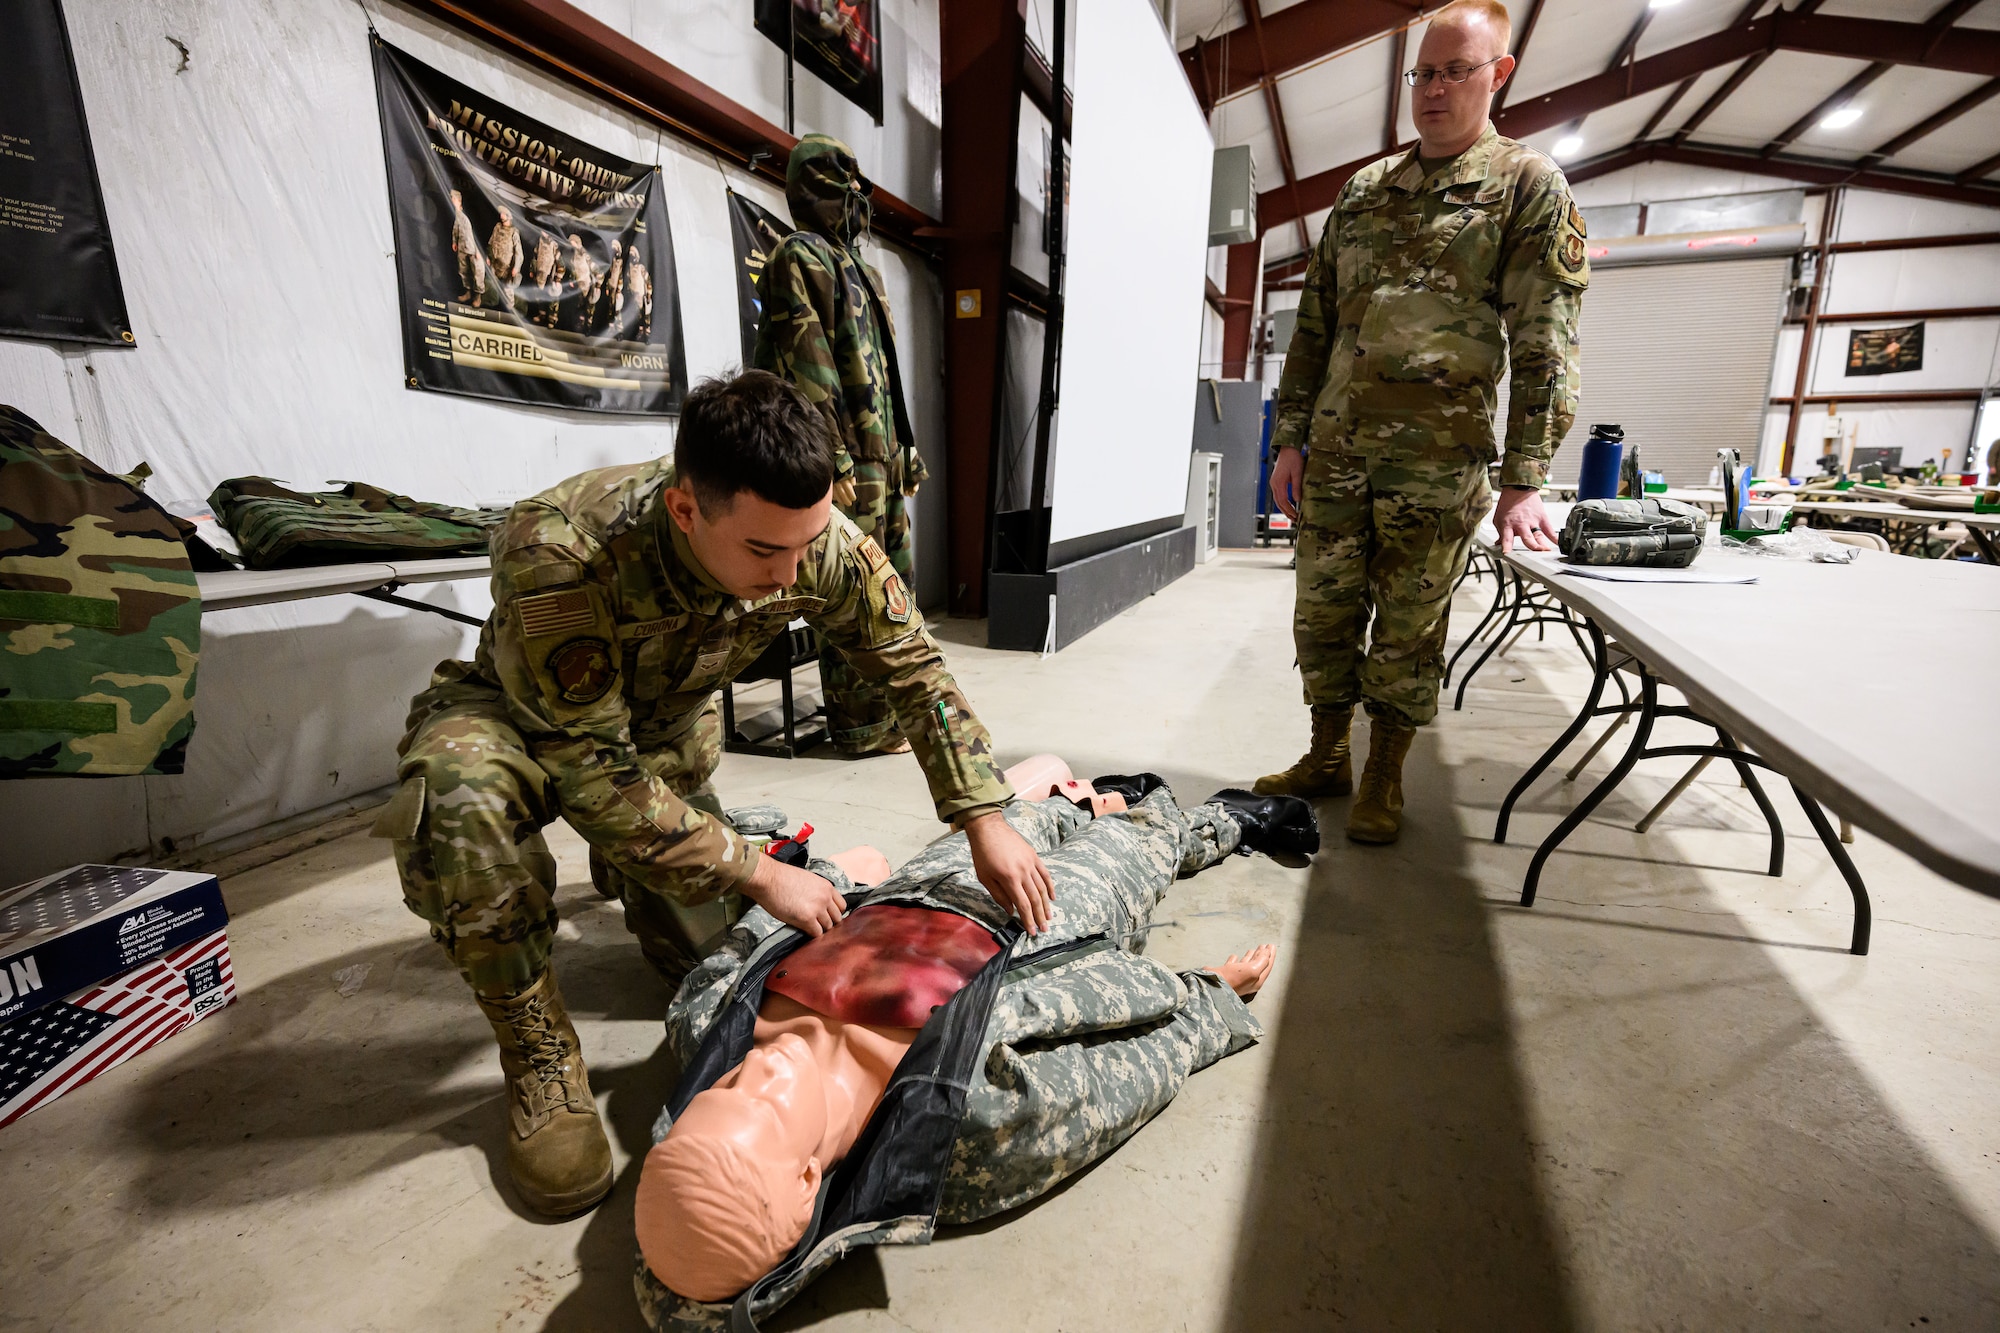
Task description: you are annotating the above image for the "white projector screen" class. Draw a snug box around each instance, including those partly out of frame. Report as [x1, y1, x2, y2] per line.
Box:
[1047, 0, 1213, 547]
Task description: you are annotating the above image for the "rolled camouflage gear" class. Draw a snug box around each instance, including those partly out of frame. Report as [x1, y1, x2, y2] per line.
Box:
[639, 785, 1262, 1331]
[0, 406, 201, 778]
[207, 477, 503, 569]
[1558, 497, 1706, 568]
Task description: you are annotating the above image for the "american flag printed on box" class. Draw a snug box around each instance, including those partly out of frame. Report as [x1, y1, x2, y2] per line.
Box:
[0, 929, 235, 1129]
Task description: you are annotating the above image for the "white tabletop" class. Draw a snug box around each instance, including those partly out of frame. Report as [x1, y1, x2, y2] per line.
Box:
[1787, 500, 2000, 528]
[1481, 521, 2000, 899]
[197, 556, 491, 612]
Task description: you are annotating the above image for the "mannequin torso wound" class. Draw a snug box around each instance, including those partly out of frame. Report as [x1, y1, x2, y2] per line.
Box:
[763, 903, 1002, 1029]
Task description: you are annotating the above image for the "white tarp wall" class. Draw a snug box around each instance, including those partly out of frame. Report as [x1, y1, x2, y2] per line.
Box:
[0, 0, 947, 879]
[1046, 0, 1212, 548]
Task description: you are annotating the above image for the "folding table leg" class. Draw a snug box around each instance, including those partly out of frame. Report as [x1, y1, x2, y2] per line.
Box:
[1496, 618, 1608, 845]
[1455, 568, 1527, 710]
[1790, 782, 1872, 956]
[1446, 559, 1512, 690]
[1523, 671, 1657, 907]
[1716, 729, 1785, 878]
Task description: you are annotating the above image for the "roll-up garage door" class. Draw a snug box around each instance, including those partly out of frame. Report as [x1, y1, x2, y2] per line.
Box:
[1535, 255, 1793, 486]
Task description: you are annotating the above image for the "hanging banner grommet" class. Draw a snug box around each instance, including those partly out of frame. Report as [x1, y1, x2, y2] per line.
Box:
[370, 38, 688, 415]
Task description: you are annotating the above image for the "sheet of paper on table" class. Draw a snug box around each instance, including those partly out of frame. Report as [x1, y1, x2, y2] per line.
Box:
[1554, 565, 1760, 585]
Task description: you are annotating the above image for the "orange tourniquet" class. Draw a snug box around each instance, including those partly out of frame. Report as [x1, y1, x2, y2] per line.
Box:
[762, 904, 1001, 1029]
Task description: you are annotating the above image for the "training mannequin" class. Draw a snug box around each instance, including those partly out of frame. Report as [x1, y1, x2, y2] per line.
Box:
[632, 770, 1315, 1329]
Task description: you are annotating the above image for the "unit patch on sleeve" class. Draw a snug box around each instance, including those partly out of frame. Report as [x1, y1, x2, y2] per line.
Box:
[517, 589, 596, 639]
[545, 638, 616, 704]
[1543, 198, 1591, 289]
[882, 572, 911, 623]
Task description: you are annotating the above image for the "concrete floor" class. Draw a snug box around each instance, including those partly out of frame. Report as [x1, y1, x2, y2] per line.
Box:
[6, 548, 2000, 1331]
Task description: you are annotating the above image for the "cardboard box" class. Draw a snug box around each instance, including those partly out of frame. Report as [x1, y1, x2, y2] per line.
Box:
[0, 865, 235, 1128]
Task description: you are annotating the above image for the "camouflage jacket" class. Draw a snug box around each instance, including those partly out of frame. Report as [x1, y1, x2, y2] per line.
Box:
[753, 231, 929, 490]
[460, 460, 1010, 900]
[641, 793, 1261, 1331]
[0, 406, 201, 778]
[1273, 124, 1588, 488]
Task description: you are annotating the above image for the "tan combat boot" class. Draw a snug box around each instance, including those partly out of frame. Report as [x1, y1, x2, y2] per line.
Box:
[1346, 719, 1417, 844]
[476, 969, 614, 1217]
[1253, 706, 1354, 799]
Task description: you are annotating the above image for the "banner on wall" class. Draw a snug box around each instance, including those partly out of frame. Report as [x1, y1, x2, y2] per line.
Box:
[755, 0, 884, 123]
[726, 190, 793, 365]
[0, 0, 132, 347]
[1846, 322, 1924, 377]
[371, 38, 688, 415]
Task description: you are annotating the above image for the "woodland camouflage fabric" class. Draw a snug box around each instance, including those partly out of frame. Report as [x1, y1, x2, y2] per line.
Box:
[641, 785, 1263, 1330]
[1559, 497, 1706, 568]
[377, 458, 1010, 994]
[1272, 125, 1587, 488]
[0, 406, 200, 778]
[207, 477, 502, 569]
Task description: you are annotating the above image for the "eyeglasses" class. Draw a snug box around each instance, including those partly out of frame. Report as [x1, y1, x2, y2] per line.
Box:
[1404, 57, 1502, 87]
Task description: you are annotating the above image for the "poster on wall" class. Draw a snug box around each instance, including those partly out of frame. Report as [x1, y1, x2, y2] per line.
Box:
[755, 0, 884, 123]
[0, 0, 132, 347]
[726, 190, 792, 365]
[1846, 322, 1924, 377]
[371, 38, 687, 415]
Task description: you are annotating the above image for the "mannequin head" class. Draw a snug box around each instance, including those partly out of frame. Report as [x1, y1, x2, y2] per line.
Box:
[637, 1032, 827, 1301]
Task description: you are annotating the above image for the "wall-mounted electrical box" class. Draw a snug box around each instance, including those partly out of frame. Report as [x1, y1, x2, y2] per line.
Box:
[1209, 145, 1257, 246]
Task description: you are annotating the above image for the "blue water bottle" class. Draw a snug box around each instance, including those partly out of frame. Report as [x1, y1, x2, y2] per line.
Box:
[1577, 424, 1625, 501]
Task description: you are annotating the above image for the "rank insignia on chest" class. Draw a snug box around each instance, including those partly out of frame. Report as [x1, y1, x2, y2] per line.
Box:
[882, 572, 911, 623]
[1396, 213, 1422, 238]
[546, 637, 615, 704]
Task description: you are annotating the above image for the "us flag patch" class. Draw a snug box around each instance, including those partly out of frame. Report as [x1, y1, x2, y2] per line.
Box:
[517, 590, 595, 638]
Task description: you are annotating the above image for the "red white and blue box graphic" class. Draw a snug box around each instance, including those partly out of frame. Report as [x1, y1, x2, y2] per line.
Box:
[1, 864, 235, 1129]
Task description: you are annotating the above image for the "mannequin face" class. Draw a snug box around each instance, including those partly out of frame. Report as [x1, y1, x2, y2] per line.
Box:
[669, 1031, 826, 1246]
[663, 481, 832, 602]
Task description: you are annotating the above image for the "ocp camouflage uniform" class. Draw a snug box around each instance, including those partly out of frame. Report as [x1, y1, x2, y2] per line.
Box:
[0, 406, 201, 778]
[488, 218, 525, 308]
[755, 135, 930, 751]
[1275, 125, 1587, 726]
[640, 783, 1262, 1330]
[375, 458, 1013, 997]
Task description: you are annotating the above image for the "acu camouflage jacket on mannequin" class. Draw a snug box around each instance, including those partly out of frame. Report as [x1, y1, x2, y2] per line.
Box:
[1273, 125, 1589, 488]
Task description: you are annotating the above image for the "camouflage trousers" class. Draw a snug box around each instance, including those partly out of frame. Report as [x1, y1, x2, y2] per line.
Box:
[374, 672, 742, 999]
[821, 454, 913, 752]
[1293, 447, 1492, 728]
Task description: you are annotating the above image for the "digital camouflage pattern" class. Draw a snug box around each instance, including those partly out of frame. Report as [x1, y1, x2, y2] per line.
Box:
[207, 477, 503, 570]
[376, 458, 1010, 995]
[1559, 497, 1705, 568]
[1295, 449, 1491, 726]
[0, 406, 201, 778]
[1272, 125, 1588, 488]
[1275, 126, 1586, 728]
[640, 784, 1263, 1331]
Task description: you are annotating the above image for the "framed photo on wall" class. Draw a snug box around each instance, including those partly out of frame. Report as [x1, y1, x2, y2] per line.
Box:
[756, 0, 885, 124]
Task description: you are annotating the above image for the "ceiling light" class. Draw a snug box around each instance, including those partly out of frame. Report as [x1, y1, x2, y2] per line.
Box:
[1648, 0, 1681, 8]
[1820, 106, 1863, 129]
[1553, 135, 1584, 160]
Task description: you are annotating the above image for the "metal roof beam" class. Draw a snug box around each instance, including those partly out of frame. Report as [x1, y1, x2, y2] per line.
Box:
[1574, 139, 2000, 208]
[1760, 61, 1891, 157]
[1181, 0, 1429, 112]
[1260, 7, 2000, 230]
[1860, 77, 2000, 165]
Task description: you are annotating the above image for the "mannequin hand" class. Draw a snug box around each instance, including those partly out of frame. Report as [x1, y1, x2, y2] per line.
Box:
[1493, 485, 1558, 552]
[832, 476, 858, 507]
[744, 851, 847, 936]
[1268, 447, 1304, 523]
[965, 812, 1054, 935]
